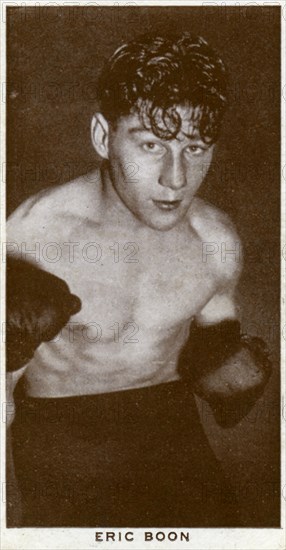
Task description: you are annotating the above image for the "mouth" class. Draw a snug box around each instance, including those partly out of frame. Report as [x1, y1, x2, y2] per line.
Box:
[152, 199, 182, 211]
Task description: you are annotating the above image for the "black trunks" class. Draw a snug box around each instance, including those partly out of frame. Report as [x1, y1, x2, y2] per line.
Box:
[11, 378, 239, 527]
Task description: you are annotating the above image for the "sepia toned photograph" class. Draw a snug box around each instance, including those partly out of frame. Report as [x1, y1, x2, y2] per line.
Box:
[1, 1, 283, 546]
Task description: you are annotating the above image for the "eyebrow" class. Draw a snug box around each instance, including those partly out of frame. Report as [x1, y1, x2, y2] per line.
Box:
[128, 127, 152, 135]
[127, 126, 208, 145]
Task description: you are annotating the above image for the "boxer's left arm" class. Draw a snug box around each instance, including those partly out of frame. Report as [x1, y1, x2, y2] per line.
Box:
[179, 216, 272, 426]
[179, 288, 272, 427]
[193, 287, 270, 390]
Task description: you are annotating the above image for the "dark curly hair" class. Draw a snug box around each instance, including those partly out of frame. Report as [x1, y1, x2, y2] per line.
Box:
[97, 32, 228, 144]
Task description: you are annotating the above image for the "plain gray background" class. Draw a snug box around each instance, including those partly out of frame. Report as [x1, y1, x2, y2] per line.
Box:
[7, 5, 281, 525]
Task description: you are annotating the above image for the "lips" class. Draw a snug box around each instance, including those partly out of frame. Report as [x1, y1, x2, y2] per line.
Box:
[153, 199, 182, 211]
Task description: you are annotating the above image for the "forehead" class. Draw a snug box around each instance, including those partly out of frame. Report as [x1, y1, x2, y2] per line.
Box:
[114, 104, 202, 141]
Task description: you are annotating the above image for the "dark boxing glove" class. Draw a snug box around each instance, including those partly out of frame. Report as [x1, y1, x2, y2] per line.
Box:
[177, 319, 272, 427]
[6, 256, 82, 372]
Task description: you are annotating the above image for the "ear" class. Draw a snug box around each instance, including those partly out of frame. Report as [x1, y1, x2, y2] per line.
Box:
[91, 113, 109, 159]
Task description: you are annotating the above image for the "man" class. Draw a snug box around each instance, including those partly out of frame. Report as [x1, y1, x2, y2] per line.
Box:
[7, 33, 270, 527]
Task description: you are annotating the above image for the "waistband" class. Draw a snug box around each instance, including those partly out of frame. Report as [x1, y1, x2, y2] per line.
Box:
[13, 376, 198, 429]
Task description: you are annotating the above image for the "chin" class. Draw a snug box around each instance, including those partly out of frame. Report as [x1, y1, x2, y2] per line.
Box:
[145, 217, 182, 232]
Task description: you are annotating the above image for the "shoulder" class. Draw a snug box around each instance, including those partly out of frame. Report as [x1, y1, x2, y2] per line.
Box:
[188, 197, 243, 286]
[189, 197, 240, 243]
[7, 170, 102, 242]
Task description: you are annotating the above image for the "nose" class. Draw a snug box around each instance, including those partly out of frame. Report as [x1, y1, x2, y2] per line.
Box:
[158, 154, 187, 190]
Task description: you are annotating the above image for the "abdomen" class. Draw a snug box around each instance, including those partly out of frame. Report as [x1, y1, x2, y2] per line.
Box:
[23, 323, 188, 397]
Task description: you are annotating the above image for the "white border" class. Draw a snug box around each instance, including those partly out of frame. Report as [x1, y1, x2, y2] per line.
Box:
[0, 1, 285, 549]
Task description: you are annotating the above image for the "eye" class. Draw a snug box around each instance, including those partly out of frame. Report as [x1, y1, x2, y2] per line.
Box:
[185, 144, 206, 156]
[142, 142, 164, 154]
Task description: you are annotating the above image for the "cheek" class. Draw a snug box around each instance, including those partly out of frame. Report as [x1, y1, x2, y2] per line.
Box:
[184, 162, 203, 186]
[121, 159, 157, 188]
[111, 148, 149, 185]
[192, 155, 212, 181]
[121, 162, 143, 186]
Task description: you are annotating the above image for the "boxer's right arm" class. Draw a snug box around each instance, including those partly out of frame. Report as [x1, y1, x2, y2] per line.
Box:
[6, 256, 81, 372]
[6, 193, 43, 260]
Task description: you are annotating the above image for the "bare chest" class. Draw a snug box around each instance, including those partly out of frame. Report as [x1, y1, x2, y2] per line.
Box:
[58, 230, 217, 338]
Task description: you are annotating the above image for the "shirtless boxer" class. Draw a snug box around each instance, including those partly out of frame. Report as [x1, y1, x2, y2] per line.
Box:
[7, 33, 271, 527]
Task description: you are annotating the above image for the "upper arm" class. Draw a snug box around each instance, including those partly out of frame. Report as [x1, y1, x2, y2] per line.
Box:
[6, 194, 45, 260]
[195, 288, 238, 325]
[198, 239, 242, 325]
[192, 199, 243, 326]
[6, 180, 92, 261]
[6, 188, 67, 266]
